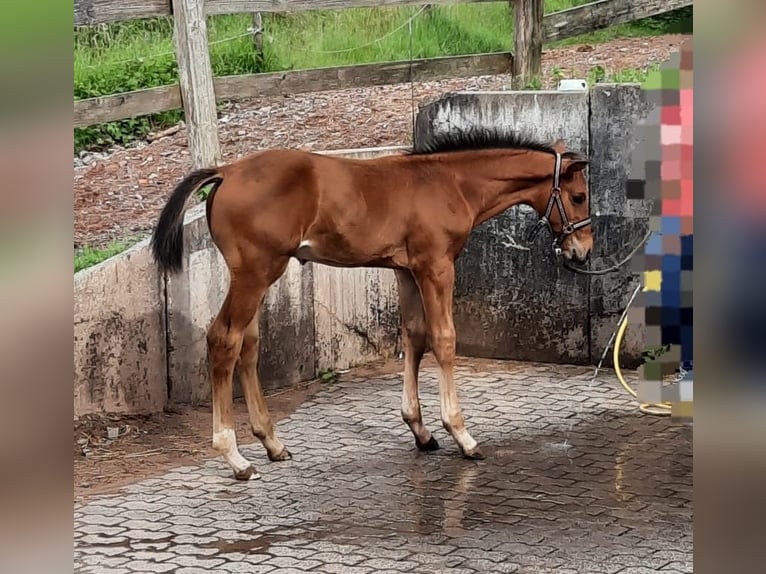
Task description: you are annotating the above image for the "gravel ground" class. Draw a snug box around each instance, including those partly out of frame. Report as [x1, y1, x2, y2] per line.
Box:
[74, 34, 690, 250]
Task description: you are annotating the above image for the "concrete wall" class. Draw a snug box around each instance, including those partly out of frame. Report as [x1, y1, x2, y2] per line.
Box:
[588, 84, 653, 367]
[74, 146, 406, 417]
[314, 266, 400, 372]
[74, 239, 167, 415]
[73, 88, 654, 416]
[414, 86, 653, 367]
[415, 91, 592, 364]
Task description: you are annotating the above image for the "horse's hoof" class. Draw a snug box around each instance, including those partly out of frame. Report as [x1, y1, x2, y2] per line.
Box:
[234, 465, 261, 481]
[462, 447, 485, 460]
[416, 436, 440, 452]
[268, 447, 292, 462]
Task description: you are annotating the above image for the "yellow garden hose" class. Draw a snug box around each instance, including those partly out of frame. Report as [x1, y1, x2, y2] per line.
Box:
[565, 228, 686, 417]
[612, 310, 673, 416]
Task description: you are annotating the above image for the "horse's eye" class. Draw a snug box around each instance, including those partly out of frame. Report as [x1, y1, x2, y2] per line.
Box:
[572, 194, 586, 205]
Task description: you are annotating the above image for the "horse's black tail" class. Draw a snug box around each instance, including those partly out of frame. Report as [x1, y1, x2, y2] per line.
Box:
[150, 168, 223, 274]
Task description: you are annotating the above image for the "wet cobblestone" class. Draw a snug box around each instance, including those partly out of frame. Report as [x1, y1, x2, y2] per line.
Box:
[74, 362, 692, 573]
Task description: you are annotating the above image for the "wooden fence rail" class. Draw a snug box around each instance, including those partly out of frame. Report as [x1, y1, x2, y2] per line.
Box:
[74, 0, 692, 166]
[74, 52, 513, 128]
[75, 0, 497, 26]
[543, 0, 691, 42]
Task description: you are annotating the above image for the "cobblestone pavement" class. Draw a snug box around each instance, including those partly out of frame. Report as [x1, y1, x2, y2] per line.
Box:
[74, 361, 693, 573]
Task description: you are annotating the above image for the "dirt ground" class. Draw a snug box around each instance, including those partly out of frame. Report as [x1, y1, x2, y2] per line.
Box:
[74, 34, 691, 250]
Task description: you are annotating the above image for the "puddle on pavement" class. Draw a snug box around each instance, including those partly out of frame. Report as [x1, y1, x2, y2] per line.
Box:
[152, 414, 691, 556]
[199, 532, 285, 554]
[194, 449, 580, 553]
[199, 525, 403, 555]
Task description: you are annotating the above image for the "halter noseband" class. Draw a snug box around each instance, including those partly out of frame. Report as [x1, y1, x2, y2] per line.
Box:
[526, 151, 592, 256]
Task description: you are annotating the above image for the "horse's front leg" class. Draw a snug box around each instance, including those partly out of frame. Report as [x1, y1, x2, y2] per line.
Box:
[412, 259, 483, 460]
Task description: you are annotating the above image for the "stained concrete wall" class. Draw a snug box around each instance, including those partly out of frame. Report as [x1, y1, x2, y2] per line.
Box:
[415, 91, 592, 364]
[74, 146, 408, 417]
[588, 83, 654, 367]
[414, 86, 654, 367]
[313, 267, 400, 372]
[74, 239, 167, 415]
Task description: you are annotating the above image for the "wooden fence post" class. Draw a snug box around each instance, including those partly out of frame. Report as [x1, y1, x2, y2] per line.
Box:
[252, 12, 264, 64]
[171, 0, 222, 168]
[511, 0, 543, 89]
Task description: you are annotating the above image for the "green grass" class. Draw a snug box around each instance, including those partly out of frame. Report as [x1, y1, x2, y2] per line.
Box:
[74, 3, 691, 153]
[583, 61, 662, 86]
[74, 240, 138, 273]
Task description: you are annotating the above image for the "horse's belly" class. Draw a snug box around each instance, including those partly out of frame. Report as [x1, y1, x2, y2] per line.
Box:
[293, 240, 352, 266]
[292, 239, 396, 268]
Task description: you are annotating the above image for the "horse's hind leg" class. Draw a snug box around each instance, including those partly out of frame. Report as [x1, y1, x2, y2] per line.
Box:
[239, 305, 292, 462]
[208, 258, 288, 480]
[395, 269, 439, 451]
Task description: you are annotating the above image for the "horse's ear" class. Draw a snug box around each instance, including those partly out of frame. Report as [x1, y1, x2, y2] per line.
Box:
[553, 143, 588, 174]
[562, 151, 589, 174]
[565, 160, 589, 174]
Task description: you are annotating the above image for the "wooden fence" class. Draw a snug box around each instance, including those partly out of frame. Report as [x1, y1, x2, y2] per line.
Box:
[74, 0, 691, 167]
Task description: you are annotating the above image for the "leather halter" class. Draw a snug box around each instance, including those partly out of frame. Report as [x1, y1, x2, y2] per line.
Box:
[526, 151, 592, 256]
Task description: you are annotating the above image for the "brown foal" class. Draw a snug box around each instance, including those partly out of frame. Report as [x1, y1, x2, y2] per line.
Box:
[151, 128, 593, 481]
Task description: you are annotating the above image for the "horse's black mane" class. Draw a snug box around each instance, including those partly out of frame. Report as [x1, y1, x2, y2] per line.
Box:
[409, 126, 557, 156]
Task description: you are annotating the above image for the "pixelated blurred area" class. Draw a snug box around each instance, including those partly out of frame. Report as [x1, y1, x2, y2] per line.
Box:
[705, 7, 766, 392]
[626, 39, 693, 421]
[693, 5, 766, 574]
[0, 2, 77, 573]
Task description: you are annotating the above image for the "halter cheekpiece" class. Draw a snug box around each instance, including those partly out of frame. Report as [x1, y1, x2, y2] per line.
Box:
[526, 151, 592, 256]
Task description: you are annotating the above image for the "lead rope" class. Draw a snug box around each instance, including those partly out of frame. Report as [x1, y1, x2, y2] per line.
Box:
[562, 228, 654, 276]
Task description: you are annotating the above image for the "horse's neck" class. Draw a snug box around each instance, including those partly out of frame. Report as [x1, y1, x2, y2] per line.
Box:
[445, 151, 549, 228]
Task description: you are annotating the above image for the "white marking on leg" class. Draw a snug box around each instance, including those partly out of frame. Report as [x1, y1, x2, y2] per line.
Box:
[213, 429, 259, 479]
[299, 240, 311, 248]
[439, 370, 478, 454]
